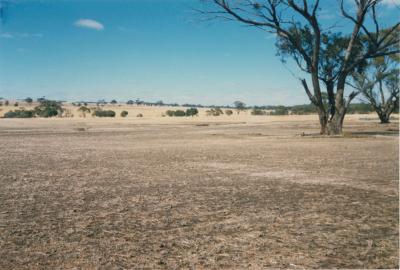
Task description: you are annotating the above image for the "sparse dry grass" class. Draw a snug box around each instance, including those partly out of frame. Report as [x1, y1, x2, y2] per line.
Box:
[0, 116, 398, 269]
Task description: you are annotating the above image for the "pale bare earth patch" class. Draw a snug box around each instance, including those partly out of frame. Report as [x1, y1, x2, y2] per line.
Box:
[0, 115, 398, 269]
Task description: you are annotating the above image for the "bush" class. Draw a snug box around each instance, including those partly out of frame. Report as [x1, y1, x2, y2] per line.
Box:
[34, 100, 64, 118]
[110, 99, 117, 104]
[3, 109, 34, 118]
[185, 108, 199, 117]
[206, 107, 223, 116]
[166, 110, 175, 117]
[127, 100, 134, 105]
[270, 106, 289, 115]
[121, 110, 129, 117]
[78, 106, 91, 117]
[4, 100, 9, 106]
[137, 113, 143, 117]
[14, 102, 19, 107]
[251, 108, 266, 115]
[25, 97, 33, 104]
[173, 110, 186, 117]
[225, 109, 233, 116]
[94, 109, 116, 117]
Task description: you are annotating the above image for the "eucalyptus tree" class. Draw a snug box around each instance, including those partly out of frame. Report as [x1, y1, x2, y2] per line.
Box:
[351, 55, 399, 123]
[202, 0, 400, 134]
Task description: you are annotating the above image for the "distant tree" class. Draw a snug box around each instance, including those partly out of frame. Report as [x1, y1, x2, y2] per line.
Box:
[234, 101, 246, 114]
[25, 97, 33, 104]
[4, 100, 9, 106]
[127, 100, 134, 105]
[156, 100, 164, 106]
[110, 99, 117, 104]
[271, 106, 289, 116]
[14, 102, 18, 107]
[37, 97, 46, 103]
[251, 107, 267, 115]
[34, 100, 64, 118]
[120, 110, 129, 117]
[185, 107, 199, 117]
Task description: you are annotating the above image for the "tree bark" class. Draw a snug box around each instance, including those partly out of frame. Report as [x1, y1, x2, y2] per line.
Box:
[378, 112, 390, 124]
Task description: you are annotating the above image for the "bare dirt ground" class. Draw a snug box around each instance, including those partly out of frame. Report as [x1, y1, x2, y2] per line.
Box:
[0, 115, 398, 269]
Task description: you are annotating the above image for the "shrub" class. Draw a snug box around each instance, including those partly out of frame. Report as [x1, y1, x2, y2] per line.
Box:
[25, 97, 33, 104]
[173, 110, 186, 117]
[34, 100, 64, 118]
[94, 109, 116, 117]
[137, 113, 143, 117]
[110, 99, 117, 104]
[4, 100, 9, 106]
[121, 110, 129, 117]
[14, 102, 19, 107]
[206, 107, 223, 116]
[225, 109, 233, 116]
[78, 106, 91, 117]
[166, 110, 175, 117]
[251, 108, 267, 115]
[127, 100, 134, 105]
[185, 108, 199, 117]
[3, 109, 34, 118]
[270, 106, 289, 115]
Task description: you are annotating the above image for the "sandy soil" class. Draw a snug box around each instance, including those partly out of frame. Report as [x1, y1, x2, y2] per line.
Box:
[0, 115, 398, 269]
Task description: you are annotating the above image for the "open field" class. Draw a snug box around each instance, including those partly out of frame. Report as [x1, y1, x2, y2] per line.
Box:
[0, 114, 398, 269]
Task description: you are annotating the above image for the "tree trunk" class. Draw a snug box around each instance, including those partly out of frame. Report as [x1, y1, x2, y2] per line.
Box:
[327, 111, 345, 135]
[378, 112, 390, 124]
[318, 109, 328, 135]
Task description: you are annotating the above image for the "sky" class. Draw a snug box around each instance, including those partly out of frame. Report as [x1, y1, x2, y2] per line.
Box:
[0, 0, 399, 106]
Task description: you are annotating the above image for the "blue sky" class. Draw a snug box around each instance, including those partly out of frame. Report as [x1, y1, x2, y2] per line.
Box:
[0, 0, 399, 106]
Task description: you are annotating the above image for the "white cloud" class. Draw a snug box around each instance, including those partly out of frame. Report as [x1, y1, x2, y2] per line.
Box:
[0, 32, 43, 39]
[381, 0, 400, 7]
[74, 19, 104, 31]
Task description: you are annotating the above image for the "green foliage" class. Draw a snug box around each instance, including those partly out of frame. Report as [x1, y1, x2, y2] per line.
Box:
[34, 100, 64, 118]
[290, 104, 317, 115]
[120, 110, 129, 117]
[234, 101, 246, 112]
[14, 102, 18, 107]
[137, 113, 143, 117]
[225, 109, 233, 116]
[94, 109, 116, 117]
[270, 106, 289, 115]
[173, 110, 186, 117]
[25, 97, 33, 104]
[185, 107, 199, 116]
[3, 109, 34, 118]
[251, 107, 267, 115]
[110, 99, 117, 104]
[127, 100, 134, 105]
[4, 100, 9, 106]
